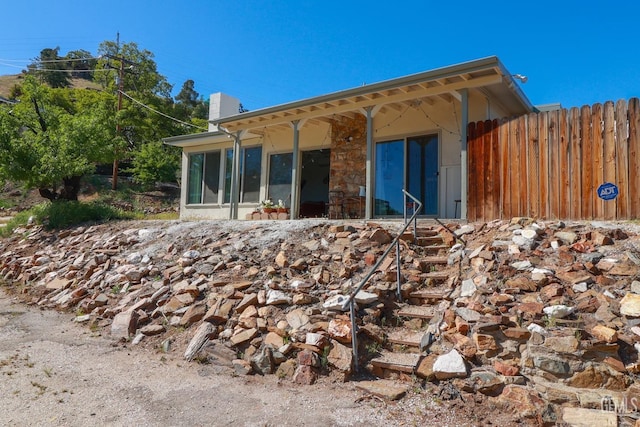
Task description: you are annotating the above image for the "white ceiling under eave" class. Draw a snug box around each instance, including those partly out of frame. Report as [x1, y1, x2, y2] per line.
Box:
[210, 56, 534, 133]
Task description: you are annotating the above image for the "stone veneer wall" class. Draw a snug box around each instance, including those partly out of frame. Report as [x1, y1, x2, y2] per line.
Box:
[329, 114, 367, 197]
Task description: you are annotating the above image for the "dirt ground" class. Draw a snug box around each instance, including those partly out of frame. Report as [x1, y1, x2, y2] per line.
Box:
[0, 288, 510, 427]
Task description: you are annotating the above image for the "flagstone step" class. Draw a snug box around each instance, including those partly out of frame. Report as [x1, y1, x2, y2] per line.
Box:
[415, 235, 444, 245]
[414, 227, 440, 237]
[422, 256, 448, 265]
[370, 351, 421, 373]
[422, 271, 450, 282]
[386, 329, 423, 347]
[409, 289, 449, 301]
[418, 244, 449, 254]
[397, 305, 437, 319]
[354, 379, 410, 401]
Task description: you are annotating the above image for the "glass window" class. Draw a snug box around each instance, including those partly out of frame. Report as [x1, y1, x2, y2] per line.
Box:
[187, 153, 204, 204]
[242, 146, 262, 203]
[374, 140, 404, 216]
[374, 134, 439, 217]
[203, 151, 221, 203]
[268, 152, 292, 206]
[187, 151, 221, 205]
[224, 146, 263, 204]
[224, 150, 233, 204]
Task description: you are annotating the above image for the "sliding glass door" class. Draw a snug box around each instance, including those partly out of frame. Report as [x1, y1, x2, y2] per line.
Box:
[374, 134, 438, 216]
[268, 152, 293, 206]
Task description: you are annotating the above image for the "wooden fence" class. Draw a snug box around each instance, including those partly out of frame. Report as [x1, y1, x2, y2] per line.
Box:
[467, 98, 640, 222]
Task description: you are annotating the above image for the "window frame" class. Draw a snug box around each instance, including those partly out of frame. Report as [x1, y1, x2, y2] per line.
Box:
[186, 149, 223, 205]
[224, 145, 263, 204]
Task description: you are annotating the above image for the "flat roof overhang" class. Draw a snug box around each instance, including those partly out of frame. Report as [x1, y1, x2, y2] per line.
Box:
[210, 56, 534, 133]
[163, 130, 231, 148]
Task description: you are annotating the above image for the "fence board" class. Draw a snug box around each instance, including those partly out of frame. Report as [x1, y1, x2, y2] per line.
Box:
[592, 104, 604, 219]
[538, 112, 549, 218]
[500, 118, 510, 219]
[559, 109, 570, 219]
[517, 115, 528, 215]
[615, 99, 629, 218]
[527, 113, 539, 218]
[580, 105, 593, 219]
[511, 117, 522, 218]
[479, 120, 489, 221]
[569, 108, 581, 219]
[482, 120, 493, 219]
[630, 99, 640, 218]
[505, 118, 520, 218]
[548, 110, 560, 218]
[491, 119, 500, 218]
[603, 101, 616, 220]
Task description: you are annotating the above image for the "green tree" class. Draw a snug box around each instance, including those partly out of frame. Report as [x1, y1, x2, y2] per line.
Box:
[28, 47, 71, 88]
[64, 49, 97, 80]
[129, 141, 180, 189]
[176, 79, 198, 107]
[0, 76, 114, 201]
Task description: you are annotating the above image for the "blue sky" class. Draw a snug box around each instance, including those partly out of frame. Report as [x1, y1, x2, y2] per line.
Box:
[1, 1, 638, 110]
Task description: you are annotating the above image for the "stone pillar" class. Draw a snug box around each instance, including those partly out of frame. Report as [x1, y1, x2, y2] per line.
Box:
[330, 114, 367, 218]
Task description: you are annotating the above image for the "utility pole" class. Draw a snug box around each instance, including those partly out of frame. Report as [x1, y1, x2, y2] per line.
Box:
[105, 33, 135, 190]
[113, 52, 124, 190]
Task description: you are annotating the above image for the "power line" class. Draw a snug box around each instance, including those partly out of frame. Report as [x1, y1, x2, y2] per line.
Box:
[0, 62, 113, 73]
[0, 56, 102, 64]
[119, 90, 207, 131]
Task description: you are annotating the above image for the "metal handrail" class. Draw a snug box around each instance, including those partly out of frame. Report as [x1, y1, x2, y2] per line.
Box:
[341, 189, 423, 372]
[403, 192, 418, 240]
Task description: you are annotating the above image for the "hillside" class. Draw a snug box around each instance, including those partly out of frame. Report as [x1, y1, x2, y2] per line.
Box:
[0, 74, 102, 99]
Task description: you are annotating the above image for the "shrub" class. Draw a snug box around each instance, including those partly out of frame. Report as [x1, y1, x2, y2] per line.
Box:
[0, 201, 134, 236]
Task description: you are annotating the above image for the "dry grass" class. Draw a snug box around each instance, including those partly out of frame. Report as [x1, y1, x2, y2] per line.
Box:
[0, 74, 102, 98]
[0, 74, 23, 98]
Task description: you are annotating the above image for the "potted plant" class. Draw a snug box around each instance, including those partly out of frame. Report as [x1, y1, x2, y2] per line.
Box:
[259, 199, 275, 213]
[276, 199, 289, 214]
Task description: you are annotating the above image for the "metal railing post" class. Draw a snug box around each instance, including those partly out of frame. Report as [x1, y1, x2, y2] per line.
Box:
[350, 302, 359, 372]
[396, 240, 402, 302]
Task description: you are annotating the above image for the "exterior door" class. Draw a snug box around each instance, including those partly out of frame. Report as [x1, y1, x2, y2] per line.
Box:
[374, 134, 438, 216]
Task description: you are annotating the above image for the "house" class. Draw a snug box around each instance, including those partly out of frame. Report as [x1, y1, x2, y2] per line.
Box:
[163, 56, 534, 220]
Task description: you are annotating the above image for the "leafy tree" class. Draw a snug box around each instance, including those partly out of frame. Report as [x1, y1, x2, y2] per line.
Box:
[129, 141, 180, 189]
[176, 79, 198, 107]
[64, 49, 97, 80]
[192, 97, 209, 120]
[96, 40, 172, 98]
[0, 76, 114, 201]
[28, 47, 71, 88]
[6, 39, 210, 193]
[175, 80, 209, 121]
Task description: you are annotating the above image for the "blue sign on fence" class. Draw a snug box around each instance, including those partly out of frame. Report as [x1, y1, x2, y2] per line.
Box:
[597, 182, 619, 201]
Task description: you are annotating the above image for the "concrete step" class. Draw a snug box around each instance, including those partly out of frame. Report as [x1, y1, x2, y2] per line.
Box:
[370, 351, 421, 373]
